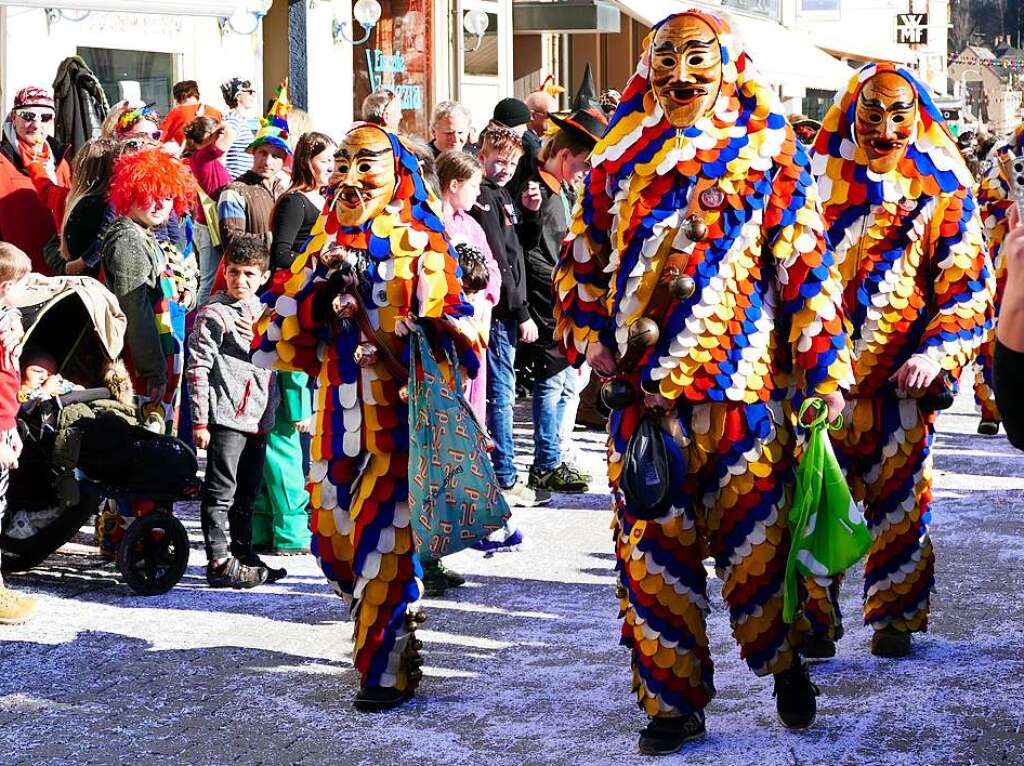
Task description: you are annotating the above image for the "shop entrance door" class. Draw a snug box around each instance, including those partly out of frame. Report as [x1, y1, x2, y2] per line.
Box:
[454, 0, 511, 130]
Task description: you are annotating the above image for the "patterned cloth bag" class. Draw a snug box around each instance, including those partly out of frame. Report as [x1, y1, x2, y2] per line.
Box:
[407, 325, 509, 559]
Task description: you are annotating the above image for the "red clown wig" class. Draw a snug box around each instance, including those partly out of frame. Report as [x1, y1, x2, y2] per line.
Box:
[108, 147, 197, 217]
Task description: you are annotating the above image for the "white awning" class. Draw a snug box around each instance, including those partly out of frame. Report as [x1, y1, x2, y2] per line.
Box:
[608, 0, 855, 93]
[0, 0, 242, 16]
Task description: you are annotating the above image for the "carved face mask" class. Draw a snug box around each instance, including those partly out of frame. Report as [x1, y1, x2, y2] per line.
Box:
[855, 72, 917, 174]
[332, 126, 397, 228]
[649, 15, 723, 129]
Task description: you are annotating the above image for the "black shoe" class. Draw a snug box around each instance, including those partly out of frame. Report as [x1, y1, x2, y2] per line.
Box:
[978, 419, 1000, 436]
[242, 554, 287, 583]
[871, 626, 912, 657]
[637, 712, 706, 755]
[206, 558, 268, 590]
[421, 561, 452, 597]
[528, 462, 589, 494]
[773, 660, 819, 729]
[353, 685, 413, 712]
[802, 634, 837, 660]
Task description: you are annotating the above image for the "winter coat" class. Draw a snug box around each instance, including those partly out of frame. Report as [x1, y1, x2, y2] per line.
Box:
[52, 56, 109, 153]
[516, 168, 572, 381]
[187, 292, 277, 435]
[469, 177, 530, 324]
[0, 134, 72, 274]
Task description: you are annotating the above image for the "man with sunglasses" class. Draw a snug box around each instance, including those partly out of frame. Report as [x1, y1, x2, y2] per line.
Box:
[0, 86, 72, 274]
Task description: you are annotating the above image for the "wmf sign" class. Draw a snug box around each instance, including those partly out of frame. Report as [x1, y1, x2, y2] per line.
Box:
[896, 13, 928, 44]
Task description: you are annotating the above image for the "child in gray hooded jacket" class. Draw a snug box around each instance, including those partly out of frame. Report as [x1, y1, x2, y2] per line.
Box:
[188, 234, 280, 589]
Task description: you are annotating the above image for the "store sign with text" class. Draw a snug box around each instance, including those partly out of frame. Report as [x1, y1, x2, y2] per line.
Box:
[353, 0, 433, 136]
[896, 13, 928, 45]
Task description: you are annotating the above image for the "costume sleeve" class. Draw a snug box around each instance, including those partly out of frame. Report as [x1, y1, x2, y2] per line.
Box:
[768, 162, 853, 397]
[217, 186, 247, 253]
[186, 307, 223, 428]
[27, 161, 69, 227]
[552, 192, 615, 367]
[915, 189, 995, 371]
[978, 165, 1011, 310]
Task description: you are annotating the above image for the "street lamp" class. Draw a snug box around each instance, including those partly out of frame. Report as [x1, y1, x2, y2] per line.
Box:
[333, 0, 382, 45]
[219, 0, 274, 36]
[463, 9, 489, 53]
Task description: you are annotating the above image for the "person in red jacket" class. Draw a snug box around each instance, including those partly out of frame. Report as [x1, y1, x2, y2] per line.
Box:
[0, 86, 72, 274]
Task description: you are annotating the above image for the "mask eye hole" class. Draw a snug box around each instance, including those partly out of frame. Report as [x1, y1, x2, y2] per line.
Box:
[358, 162, 373, 173]
[686, 54, 705, 67]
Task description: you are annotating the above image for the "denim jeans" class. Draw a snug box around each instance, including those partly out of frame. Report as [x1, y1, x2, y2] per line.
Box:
[486, 317, 519, 488]
[532, 368, 575, 471]
[558, 364, 591, 447]
[201, 425, 267, 561]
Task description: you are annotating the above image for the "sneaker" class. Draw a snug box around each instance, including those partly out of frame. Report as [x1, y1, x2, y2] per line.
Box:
[871, 625, 912, 657]
[978, 419, 1000, 436]
[773, 659, 819, 729]
[206, 558, 268, 589]
[242, 554, 287, 583]
[0, 586, 37, 624]
[802, 634, 837, 660]
[473, 527, 524, 557]
[421, 560, 465, 597]
[637, 712, 706, 755]
[501, 481, 550, 508]
[528, 462, 589, 494]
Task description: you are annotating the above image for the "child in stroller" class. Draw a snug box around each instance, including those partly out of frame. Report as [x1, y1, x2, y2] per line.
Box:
[0, 275, 200, 595]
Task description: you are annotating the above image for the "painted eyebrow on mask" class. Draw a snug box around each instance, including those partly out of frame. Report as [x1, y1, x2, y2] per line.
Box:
[335, 147, 391, 160]
[653, 39, 716, 55]
[860, 97, 916, 111]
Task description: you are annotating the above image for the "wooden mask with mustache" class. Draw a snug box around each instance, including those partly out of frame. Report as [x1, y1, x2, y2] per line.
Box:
[855, 72, 916, 174]
[332, 126, 397, 228]
[650, 15, 723, 129]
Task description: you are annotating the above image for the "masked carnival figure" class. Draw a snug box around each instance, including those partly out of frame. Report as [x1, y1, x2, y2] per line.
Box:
[552, 11, 852, 754]
[971, 126, 1023, 436]
[805, 64, 994, 660]
[254, 124, 479, 711]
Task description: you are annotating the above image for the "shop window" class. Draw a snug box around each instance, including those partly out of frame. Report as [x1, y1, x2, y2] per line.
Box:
[353, 0, 434, 138]
[77, 47, 177, 115]
[464, 11, 499, 77]
[803, 88, 833, 121]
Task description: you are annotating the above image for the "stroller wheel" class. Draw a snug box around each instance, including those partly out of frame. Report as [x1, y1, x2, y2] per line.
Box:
[116, 511, 190, 596]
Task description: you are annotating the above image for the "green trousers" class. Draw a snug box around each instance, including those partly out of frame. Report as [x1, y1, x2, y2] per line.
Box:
[252, 371, 311, 551]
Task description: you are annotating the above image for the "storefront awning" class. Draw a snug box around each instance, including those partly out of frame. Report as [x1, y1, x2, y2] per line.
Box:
[608, 0, 856, 93]
[514, 1, 621, 34]
[0, 0, 242, 16]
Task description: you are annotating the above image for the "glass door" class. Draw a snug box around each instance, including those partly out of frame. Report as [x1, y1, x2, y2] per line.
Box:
[455, 0, 510, 131]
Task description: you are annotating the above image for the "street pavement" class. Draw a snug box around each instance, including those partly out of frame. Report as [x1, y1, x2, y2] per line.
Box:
[2, 387, 1024, 766]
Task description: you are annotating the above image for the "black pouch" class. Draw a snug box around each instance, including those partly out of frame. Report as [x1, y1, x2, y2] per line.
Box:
[621, 415, 684, 520]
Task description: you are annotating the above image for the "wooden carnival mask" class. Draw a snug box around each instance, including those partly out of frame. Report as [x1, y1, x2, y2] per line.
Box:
[332, 126, 397, 228]
[649, 15, 723, 129]
[855, 72, 917, 174]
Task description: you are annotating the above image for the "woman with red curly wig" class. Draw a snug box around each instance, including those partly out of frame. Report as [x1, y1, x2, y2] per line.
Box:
[101, 147, 196, 431]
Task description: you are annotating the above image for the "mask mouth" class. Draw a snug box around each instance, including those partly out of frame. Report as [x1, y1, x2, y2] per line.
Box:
[868, 137, 904, 154]
[664, 83, 707, 105]
[338, 186, 377, 207]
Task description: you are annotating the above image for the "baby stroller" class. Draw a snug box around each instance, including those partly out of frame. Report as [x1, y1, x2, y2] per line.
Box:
[0, 276, 199, 595]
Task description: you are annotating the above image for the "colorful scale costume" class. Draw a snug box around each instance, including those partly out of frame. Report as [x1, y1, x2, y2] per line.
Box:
[552, 11, 851, 717]
[972, 125, 1023, 424]
[808, 64, 994, 637]
[254, 127, 478, 696]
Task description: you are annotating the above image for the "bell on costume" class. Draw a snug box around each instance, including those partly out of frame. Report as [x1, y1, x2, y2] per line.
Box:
[682, 214, 707, 242]
[601, 378, 636, 411]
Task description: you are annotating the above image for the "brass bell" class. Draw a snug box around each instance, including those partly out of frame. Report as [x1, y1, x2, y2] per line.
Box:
[627, 317, 660, 348]
[601, 378, 636, 410]
[398, 385, 409, 403]
[669, 274, 696, 300]
[682, 214, 707, 242]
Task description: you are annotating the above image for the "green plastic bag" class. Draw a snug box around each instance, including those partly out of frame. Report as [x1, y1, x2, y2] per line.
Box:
[782, 398, 872, 624]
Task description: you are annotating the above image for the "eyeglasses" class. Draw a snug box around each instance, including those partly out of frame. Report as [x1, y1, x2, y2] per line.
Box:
[239, 88, 256, 95]
[123, 130, 162, 142]
[16, 111, 54, 124]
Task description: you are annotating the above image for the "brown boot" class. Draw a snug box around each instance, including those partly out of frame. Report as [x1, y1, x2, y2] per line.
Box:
[871, 625, 912, 657]
[0, 586, 38, 625]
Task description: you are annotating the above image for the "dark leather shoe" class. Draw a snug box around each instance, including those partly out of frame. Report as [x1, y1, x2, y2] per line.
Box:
[637, 712, 706, 755]
[774, 660, 819, 729]
[978, 419, 1000, 436]
[802, 634, 837, 660]
[353, 685, 413, 712]
[871, 626, 912, 657]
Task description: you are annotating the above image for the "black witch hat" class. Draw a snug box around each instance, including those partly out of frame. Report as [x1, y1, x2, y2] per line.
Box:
[549, 64, 608, 146]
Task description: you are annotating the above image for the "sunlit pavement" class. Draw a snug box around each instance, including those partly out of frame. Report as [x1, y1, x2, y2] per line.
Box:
[2, 386, 1023, 766]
